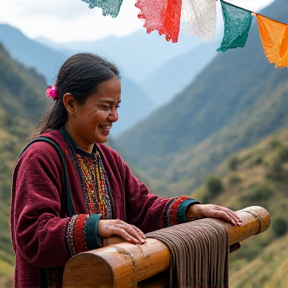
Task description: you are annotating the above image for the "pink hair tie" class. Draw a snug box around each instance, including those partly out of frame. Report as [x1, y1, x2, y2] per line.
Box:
[46, 85, 58, 101]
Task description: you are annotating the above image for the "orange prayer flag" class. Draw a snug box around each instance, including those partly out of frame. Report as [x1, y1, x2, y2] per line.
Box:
[253, 13, 288, 68]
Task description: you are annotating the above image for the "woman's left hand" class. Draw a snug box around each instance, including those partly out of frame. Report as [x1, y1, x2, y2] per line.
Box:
[185, 204, 242, 226]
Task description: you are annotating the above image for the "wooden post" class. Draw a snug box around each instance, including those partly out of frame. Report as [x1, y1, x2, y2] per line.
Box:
[63, 206, 270, 288]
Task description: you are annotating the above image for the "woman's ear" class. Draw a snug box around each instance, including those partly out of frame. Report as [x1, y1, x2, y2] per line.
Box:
[63, 93, 76, 115]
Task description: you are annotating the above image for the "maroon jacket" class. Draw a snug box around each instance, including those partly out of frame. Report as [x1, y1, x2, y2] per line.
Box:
[10, 130, 199, 288]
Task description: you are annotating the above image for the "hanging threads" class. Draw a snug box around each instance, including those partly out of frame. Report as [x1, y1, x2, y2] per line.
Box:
[146, 218, 229, 288]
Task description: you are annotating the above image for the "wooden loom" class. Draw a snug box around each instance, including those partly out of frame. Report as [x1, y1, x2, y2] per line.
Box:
[62, 206, 270, 288]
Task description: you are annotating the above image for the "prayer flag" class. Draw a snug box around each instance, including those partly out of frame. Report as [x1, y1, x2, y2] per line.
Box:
[254, 14, 288, 68]
[82, 0, 123, 18]
[135, 0, 182, 42]
[181, 0, 217, 43]
[217, 1, 252, 52]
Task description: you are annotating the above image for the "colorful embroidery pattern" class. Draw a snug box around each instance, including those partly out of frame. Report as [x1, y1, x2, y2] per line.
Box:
[76, 151, 114, 218]
[61, 130, 114, 257]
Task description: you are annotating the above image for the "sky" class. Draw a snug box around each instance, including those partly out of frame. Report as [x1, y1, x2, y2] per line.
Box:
[0, 0, 274, 43]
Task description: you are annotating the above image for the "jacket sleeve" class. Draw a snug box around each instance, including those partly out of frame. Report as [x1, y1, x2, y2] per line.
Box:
[114, 152, 200, 233]
[11, 142, 101, 268]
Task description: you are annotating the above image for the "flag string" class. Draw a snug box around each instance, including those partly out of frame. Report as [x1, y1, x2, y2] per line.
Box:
[81, 0, 288, 68]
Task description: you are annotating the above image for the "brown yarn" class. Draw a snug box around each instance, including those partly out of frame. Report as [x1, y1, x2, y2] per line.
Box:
[146, 218, 229, 288]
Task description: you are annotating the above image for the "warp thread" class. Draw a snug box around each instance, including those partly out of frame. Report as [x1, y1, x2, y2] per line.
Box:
[146, 218, 229, 288]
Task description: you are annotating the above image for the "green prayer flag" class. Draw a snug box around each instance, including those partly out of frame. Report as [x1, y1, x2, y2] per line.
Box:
[82, 0, 123, 18]
[217, 1, 252, 52]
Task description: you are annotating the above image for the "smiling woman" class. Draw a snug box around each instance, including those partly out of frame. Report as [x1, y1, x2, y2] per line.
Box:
[10, 52, 242, 288]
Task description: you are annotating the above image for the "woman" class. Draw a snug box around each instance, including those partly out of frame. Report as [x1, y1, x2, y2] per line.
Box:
[10, 53, 242, 288]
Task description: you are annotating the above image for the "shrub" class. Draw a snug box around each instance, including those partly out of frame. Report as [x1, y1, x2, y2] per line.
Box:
[228, 156, 239, 171]
[202, 175, 223, 203]
[270, 139, 281, 149]
[266, 157, 283, 180]
[278, 145, 288, 162]
[272, 215, 288, 237]
[228, 175, 241, 186]
[242, 183, 272, 205]
[254, 156, 263, 165]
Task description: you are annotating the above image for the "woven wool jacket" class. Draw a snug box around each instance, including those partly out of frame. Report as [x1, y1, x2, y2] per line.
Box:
[10, 129, 199, 288]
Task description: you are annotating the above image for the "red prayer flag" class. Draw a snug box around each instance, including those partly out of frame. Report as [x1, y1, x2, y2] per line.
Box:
[135, 0, 182, 43]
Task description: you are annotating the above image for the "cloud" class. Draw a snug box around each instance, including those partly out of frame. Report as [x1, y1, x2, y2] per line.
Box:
[0, 0, 144, 42]
[0, 0, 274, 43]
[228, 0, 274, 11]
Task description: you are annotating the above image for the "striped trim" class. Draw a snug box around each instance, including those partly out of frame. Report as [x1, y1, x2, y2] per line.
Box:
[74, 214, 89, 253]
[84, 214, 102, 250]
[65, 214, 102, 257]
[65, 215, 78, 257]
[163, 196, 191, 227]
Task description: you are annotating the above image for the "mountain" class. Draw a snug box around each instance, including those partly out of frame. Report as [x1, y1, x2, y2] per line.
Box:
[0, 43, 48, 286]
[0, 24, 67, 84]
[191, 126, 288, 288]
[141, 40, 219, 107]
[116, 0, 288, 192]
[112, 76, 155, 135]
[36, 17, 224, 108]
[36, 29, 204, 85]
[0, 24, 155, 135]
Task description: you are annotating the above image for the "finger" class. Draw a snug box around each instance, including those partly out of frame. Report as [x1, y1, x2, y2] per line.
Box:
[131, 225, 146, 240]
[220, 210, 241, 226]
[111, 226, 141, 244]
[212, 206, 242, 226]
[230, 212, 242, 226]
[113, 220, 145, 243]
[131, 225, 146, 244]
[218, 207, 242, 226]
[115, 223, 145, 244]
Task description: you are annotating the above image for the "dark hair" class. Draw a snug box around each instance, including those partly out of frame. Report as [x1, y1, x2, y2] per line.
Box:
[37, 53, 120, 134]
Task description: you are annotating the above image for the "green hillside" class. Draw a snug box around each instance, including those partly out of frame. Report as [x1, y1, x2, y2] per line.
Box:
[116, 0, 288, 194]
[0, 43, 48, 286]
[191, 127, 288, 287]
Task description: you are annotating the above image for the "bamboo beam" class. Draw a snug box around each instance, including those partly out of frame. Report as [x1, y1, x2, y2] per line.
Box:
[63, 206, 270, 288]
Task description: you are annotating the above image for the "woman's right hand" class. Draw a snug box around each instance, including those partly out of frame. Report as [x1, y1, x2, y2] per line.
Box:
[98, 219, 146, 244]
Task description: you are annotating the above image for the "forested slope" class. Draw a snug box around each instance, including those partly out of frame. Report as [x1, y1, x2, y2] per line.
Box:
[0, 43, 48, 286]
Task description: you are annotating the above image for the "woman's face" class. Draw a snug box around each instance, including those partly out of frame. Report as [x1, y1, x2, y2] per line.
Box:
[65, 76, 121, 152]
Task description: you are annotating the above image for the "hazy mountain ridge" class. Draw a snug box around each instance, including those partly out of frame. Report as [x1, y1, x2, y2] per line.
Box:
[36, 29, 204, 84]
[142, 39, 219, 106]
[116, 0, 288, 192]
[0, 24, 67, 84]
